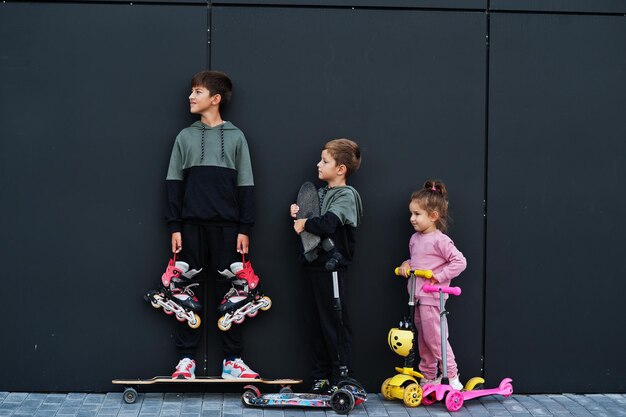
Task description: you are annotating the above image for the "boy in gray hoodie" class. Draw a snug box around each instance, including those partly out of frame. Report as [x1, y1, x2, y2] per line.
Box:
[165, 70, 258, 380]
[290, 138, 363, 394]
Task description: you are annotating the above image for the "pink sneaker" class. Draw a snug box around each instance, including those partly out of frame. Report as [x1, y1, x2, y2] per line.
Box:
[172, 358, 196, 379]
[221, 358, 259, 379]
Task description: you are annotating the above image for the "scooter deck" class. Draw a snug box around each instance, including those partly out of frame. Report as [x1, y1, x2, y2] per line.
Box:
[243, 392, 332, 408]
[113, 376, 302, 385]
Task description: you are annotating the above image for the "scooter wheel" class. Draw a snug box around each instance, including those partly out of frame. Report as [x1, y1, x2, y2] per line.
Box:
[421, 384, 437, 406]
[380, 378, 394, 400]
[187, 313, 201, 329]
[402, 383, 422, 407]
[217, 316, 231, 331]
[445, 390, 464, 412]
[123, 387, 137, 404]
[330, 389, 355, 415]
[241, 388, 259, 406]
[260, 296, 272, 311]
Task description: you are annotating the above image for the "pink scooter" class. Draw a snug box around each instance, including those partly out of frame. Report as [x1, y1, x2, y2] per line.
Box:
[420, 284, 513, 412]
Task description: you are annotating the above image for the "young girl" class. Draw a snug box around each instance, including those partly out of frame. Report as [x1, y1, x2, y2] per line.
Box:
[396, 179, 467, 390]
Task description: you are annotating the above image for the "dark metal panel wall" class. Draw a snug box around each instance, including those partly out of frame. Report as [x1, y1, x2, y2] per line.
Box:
[210, 6, 487, 393]
[0, 2, 207, 391]
[215, 0, 488, 9]
[490, 0, 626, 14]
[487, 13, 626, 393]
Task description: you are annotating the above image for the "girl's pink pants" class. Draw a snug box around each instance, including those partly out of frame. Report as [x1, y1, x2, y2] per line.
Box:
[415, 303, 459, 380]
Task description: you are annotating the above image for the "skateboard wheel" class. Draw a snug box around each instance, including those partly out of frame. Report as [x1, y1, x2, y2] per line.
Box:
[123, 387, 137, 404]
[188, 313, 201, 329]
[330, 389, 355, 415]
[279, 386, 293, 394]
[402, 383, 422, 407]
[445, 390, 463, 412]
[260, 296, 272, 311]
[380, 378, 394, 400]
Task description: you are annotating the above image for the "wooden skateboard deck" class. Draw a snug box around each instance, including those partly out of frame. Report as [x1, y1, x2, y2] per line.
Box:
[113, 376, 302, 404]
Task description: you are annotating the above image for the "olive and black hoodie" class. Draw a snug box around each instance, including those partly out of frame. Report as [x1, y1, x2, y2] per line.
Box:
[165, 121, 254, 235]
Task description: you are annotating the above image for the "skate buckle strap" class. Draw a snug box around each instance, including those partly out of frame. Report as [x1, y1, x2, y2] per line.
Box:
[236, 253, 259, 290]
[162, 253, 183, 287]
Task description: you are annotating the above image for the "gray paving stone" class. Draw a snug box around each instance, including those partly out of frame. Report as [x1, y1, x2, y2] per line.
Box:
[34, 411, 58, 417]
[4, 393, 28, 403]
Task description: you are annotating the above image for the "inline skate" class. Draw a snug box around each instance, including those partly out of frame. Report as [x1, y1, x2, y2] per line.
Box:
[145, 254, 203, 329]
[216, 256, 271, 331]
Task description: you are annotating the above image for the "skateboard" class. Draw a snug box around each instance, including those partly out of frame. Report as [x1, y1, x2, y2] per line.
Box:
[112, 376, 302, 404]
[296, 182, 322, 261]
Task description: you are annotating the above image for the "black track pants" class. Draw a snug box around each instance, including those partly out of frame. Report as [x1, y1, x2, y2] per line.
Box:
[303, 269, 353, 383]
[174, 223, 243, 360]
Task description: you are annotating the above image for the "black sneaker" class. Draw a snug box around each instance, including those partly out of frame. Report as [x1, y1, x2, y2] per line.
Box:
[310, 379, 329, 394]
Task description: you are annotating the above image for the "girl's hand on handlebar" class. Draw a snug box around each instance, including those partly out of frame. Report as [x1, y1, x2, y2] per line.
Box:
[396, 262, 412, 278]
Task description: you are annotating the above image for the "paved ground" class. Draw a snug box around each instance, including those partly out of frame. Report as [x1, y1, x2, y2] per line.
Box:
[1, 391, 625, 417]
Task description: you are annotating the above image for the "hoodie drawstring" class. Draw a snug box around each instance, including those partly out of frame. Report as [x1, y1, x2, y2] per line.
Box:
[200, 123, 225, 162]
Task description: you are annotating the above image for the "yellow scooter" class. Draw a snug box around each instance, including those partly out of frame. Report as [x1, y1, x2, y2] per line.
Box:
[380, 268, 433, 407]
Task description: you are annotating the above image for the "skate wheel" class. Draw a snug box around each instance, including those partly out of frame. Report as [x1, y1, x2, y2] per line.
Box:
[187, 313, 201, 329]
[233, 315, 245, 324]
[445, 390, 464, 411]
[175, 314, 186, 322]
[330, 389, 355, 415]
[260, 296, 272, 311]
[247, 309, 258, 318]
[123, 387, 137, 404]
[402, 383, 422, 407]
[217, 316, 231, 331]
[163, 307, 174, 315]
[381, 378, 394, 400]
[421, 384, 437, 406]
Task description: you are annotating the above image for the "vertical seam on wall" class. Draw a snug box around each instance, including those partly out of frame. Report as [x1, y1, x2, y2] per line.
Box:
[482, 0, 491, 380]
[207, 0, 212, 69]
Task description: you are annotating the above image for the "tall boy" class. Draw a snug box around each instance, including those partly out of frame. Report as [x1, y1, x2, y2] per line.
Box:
[165, 70, 259, 379]
[290, 138, 363, 394]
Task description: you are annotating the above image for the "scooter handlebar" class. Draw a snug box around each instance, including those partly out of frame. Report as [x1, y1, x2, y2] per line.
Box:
[422, 284, 462, 296]
[394, 267, 433, 279]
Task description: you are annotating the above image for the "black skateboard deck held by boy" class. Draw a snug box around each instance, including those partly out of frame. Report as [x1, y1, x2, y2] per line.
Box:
[112, 377, 302, 404]
[296, 181, 321, 261]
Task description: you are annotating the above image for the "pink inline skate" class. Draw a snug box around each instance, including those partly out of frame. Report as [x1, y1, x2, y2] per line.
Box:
[145, 253, 203, 329]
[216, 254, 271, 331]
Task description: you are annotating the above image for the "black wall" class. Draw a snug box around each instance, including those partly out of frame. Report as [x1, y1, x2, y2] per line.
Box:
[1, 1, 624, 394]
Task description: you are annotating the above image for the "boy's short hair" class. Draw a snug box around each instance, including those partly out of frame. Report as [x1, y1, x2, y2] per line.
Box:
[324, 138, 361, 178]
[191, 70, 233, 109]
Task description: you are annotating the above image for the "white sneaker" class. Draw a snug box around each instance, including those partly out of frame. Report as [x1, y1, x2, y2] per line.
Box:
[172, 358, 196, 379]
[222, 358, 259, 379]
[419, 376, 442, 387]
[449, 374, 463, 390]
